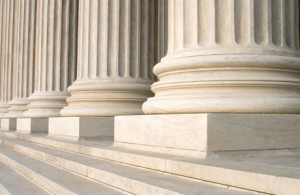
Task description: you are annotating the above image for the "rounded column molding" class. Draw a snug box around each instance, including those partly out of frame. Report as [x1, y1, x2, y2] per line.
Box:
[25, 91, 70, 117]
[62, 78, 153, 116]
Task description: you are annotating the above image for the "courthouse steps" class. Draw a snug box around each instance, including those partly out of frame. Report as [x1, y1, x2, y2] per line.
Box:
[0, 146, 122, 195]
[0, 161, 48, 195]
[0, 131, 297, 195]
[0, 145, 124, 195]
[0, 133, 253, 195]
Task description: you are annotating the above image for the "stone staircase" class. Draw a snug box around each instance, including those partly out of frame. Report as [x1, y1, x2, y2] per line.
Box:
[0, 130, 299, 195]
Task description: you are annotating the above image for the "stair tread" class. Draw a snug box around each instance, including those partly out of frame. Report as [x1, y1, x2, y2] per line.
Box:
[1, 137, 253, 195]
[0, 161, 48, 195]
[0, 145, 124, 195]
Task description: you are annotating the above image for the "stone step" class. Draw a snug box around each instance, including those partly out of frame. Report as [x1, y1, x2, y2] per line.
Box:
[0, 145, 125, 195]
[0, 137, 253, 195]
[0, 161, 49, 195]
[0, 130, 299, 194]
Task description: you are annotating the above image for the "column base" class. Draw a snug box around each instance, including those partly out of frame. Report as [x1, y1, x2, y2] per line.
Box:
[115, 114, 300, 158]
[143, 54, 300, 114]
[23, 92, 69, 118]
[0, 103, 9, 117]
[0, 118, 17, 131]
[5, 98, 29, 118]
[16, 118, 49, 134]
[48, 117, 114, 140]
[60, 79, 153, 117]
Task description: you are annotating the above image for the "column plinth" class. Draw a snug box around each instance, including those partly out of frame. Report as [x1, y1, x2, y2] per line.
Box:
[143, 0, 300, 114]
[60, 0, 159, 117]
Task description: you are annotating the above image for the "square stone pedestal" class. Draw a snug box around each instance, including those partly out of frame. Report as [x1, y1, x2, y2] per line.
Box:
[115, 114, 300, 158]
[49, 117, 114, 140]
[0, 118, 16, 131]
[17, 118, 49, 133]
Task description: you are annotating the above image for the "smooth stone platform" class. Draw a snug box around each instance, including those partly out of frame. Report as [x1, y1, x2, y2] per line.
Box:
[115, 114, 300, 158]
[0, 119, 16, 131]
[49, 117, 114, 140]
[16, 118, 48, 133]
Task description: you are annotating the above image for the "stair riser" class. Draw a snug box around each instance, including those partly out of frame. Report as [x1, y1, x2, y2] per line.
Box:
[2, 140, 181, 195]
[0, 151, 75, 195]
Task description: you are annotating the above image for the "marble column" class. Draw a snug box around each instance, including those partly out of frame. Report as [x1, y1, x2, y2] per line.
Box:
[6, 0, 35, 117]
[0, 0, 6, 116]
[143, 0, 300, 114]
[0, 0, 15, 117]
[6, 0, 22, 117]
[23, 0, 77, 118]
[60, 0, 159, 117]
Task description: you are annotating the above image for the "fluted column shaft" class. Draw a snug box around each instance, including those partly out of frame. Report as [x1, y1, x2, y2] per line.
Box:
[0, 0, 6, 116]
[0, 0, 15, 117]
[6, 0, 36, 117]
[61, 0, 164, 116]
[143, 0, 300, 114]
[24, 0, 77, 117]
